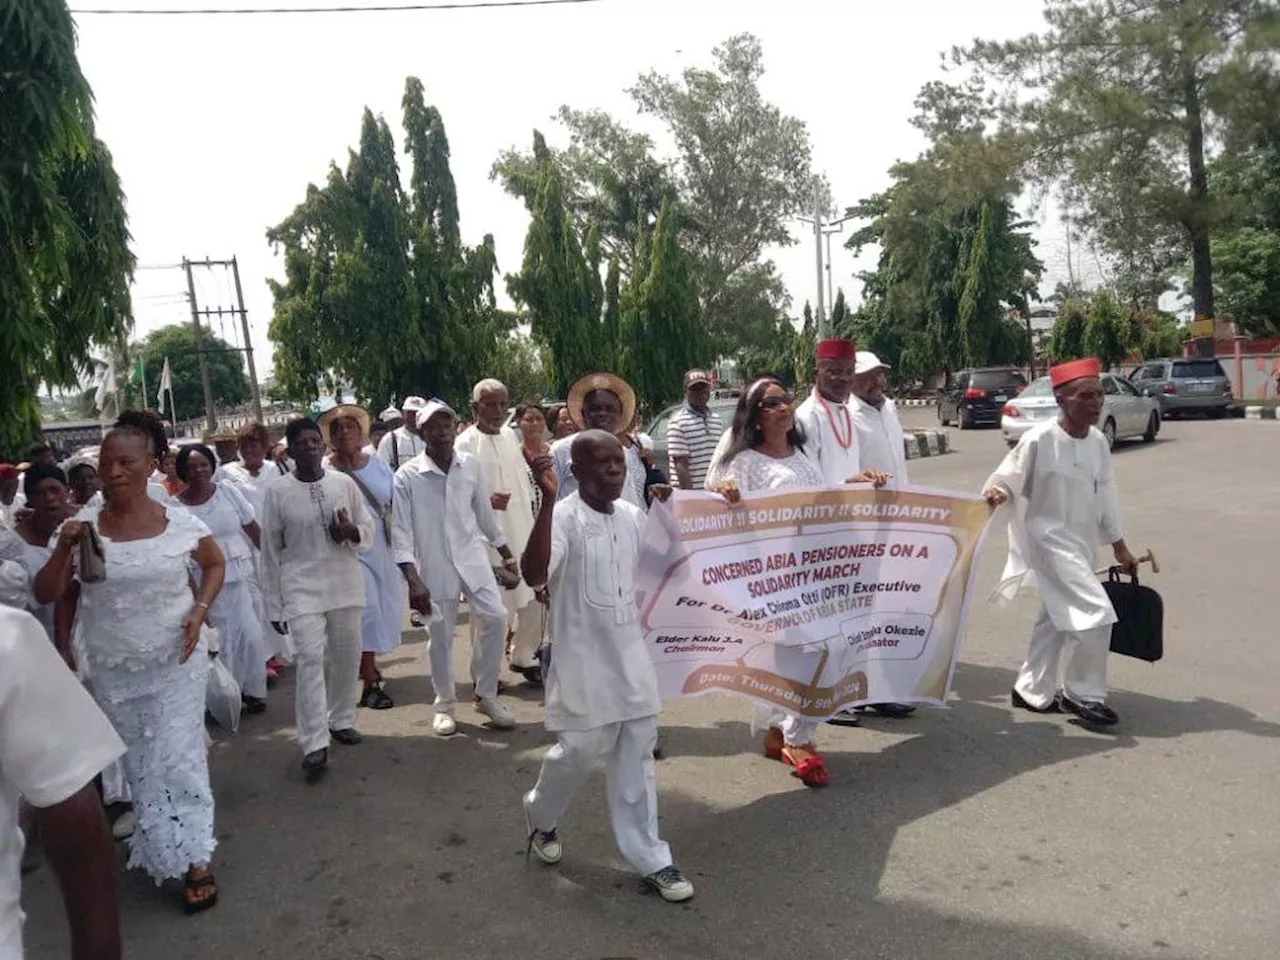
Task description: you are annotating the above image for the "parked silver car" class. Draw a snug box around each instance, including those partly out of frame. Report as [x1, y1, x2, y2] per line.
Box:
[1128, 357, 1233, 418]
[1000, 373, 1161, 448]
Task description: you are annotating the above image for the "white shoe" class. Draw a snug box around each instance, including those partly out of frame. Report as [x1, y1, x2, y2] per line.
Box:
[432, 712, 457, 737]
[111, 810, 135, 841]
[523, 792, 562, 865]
[645, 865, 694, 903]
[476, 697, 515, 730]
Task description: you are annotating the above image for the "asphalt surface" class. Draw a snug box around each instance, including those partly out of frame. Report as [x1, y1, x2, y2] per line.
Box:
[23, 411, 1280, 960]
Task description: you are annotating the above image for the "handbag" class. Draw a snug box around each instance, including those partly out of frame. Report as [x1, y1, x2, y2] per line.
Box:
[78, 521, 107, 584]
[334, 464, 392, 547]
[1104, 568, 1163, 663]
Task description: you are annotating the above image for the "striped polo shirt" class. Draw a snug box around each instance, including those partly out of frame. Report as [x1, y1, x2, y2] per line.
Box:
[667, 404, 724, 489]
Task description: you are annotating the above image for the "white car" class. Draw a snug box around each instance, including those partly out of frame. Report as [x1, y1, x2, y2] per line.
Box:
[1000, 373, 1161, 448]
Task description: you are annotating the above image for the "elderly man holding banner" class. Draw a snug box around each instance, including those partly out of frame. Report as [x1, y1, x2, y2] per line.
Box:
[983, 357, 1137, 727]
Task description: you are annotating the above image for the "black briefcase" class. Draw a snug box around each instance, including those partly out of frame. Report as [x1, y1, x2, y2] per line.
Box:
[1104, 569, 1164, 663]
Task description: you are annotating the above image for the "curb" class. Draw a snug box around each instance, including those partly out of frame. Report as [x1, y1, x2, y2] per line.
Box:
[905, 429, 950, 460]
[898, 399, 936, 408]
[1243, 406, 1278, 420]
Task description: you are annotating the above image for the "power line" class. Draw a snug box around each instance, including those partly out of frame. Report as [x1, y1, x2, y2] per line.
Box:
[71, 0, 607, 14]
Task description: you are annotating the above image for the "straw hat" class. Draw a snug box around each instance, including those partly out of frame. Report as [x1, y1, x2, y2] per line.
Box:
[317, 404, 372, 442]
[566, 373, 636, 431]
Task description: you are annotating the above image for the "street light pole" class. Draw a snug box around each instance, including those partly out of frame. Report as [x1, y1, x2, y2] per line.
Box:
[812, 179, 827, 339]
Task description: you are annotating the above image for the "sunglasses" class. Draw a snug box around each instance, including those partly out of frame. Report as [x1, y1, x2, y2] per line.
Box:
[758, 395, 793, 410]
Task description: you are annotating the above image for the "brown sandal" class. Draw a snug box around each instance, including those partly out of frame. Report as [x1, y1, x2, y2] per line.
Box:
[183, 867, 218, 914]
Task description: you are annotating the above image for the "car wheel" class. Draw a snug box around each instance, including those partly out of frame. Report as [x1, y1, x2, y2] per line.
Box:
[1102, 418, 1116, 449]
[1142, 413, 1158, 443]
[1208, 407, 1226, 420]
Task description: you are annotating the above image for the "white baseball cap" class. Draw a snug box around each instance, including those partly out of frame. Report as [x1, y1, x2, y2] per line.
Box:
[401, 395, 428, 413]
[855, 351, 890, 375]
[378, 406, 401, 423]
[419, 399, 455, 426]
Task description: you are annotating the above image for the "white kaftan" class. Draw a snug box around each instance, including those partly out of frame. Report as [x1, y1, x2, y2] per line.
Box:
[391, 451, 508, 708]
[793, 389, 862, 486]
[456, 426, 540, 668]
[376, 425, 423, 471]
[985, 421, 1124, 708]
[329, 456, 401, 655]
[984, 421, 1122, 632]
[218, 459, 288, 658]
[851, 396, 908, 489]
[715, 447, 825, 747]
[180, 483, 267, 700]
[65, 503, 216, 883]
[0, 607, 125, 960]
[259, 472, 372, 623]
[524, 493, 672, 878]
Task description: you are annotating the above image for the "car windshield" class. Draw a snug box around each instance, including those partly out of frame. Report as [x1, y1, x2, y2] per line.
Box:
[1172, 360, 1224, 378]
[1017, 377, 1053, 398]
[971, 370, 1027, 389]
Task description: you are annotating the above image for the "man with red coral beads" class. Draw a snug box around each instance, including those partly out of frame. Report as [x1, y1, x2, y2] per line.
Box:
[983, 358, 1138, 727]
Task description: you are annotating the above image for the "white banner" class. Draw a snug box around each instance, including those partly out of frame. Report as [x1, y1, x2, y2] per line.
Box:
[636, 485, 993, 718]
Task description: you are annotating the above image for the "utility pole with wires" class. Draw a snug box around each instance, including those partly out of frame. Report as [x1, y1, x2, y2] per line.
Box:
[182, 256, 266, 428]
[797, 179, 858, 341]
[183, 257, 218, 434]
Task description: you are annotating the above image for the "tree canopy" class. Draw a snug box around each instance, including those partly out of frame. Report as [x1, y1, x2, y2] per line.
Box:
[960, 0, 1280, 329]
[132, 324, 249, 423]
[494, 33, 812, 364]
[267, 78, 504, 411]
[1, 0, 134, 455]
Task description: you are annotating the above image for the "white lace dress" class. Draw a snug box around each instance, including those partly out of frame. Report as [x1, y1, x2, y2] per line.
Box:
[179, 484, 267, 698]
[718, 446, 825, 748]
[68, 503, 217, 883]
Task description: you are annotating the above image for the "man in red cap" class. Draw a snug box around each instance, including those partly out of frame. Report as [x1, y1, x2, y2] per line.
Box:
[982, 358, 1137, 727]
[794, 339, 863, 488]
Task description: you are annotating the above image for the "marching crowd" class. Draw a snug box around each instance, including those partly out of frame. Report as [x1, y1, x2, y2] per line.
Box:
[0, 339, 1137, 960]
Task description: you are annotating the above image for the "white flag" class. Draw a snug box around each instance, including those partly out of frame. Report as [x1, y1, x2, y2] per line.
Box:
[93, 358, 116, 412]
[157, 357, 172, 409]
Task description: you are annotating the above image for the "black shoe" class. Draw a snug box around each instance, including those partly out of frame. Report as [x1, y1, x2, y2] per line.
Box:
[652, 734, 666, 760]
[1011, 689, 1061, 714]
[302, 748, 328, 782]
[361, 684, 394, 710]
[866, 702, 916, 719]
[330, 727, 363, 746]
[826, 708, 861, 727]
[1059, 697, 1119, 726]
[241, 695, 267, 715]
[511, 662, 544, 687]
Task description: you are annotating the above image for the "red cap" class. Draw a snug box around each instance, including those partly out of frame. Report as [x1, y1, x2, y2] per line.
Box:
[1049, 357, 1102, 388]
[815, 338, 856, 360]
[0, 464, 16, 481]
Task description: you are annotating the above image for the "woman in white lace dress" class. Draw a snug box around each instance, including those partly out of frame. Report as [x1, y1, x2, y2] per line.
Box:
[707, 377, 886, 789]
[176, 443, 267, 713]
[34, 413, 227, 913]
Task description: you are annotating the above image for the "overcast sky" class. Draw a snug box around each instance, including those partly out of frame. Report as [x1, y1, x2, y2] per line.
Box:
[73, 0, 1088, 380]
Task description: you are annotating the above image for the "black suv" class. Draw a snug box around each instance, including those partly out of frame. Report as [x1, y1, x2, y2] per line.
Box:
[938, 367, 1028, 429]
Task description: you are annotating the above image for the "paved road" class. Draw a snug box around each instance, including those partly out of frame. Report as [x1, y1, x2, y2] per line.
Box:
[24, 414, 1280, 960]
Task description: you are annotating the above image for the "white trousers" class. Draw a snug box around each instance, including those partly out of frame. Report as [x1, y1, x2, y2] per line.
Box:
[526, 716, 672, 878]
[753, 705, 821, 748]
[290, 606, 363, 754]
[1014, 605, 1111, 709]
[468, 597, 543, 670]
[429, 578, 506, 711]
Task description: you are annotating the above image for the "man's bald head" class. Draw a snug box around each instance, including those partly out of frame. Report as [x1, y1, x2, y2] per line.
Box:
[570, 429, 621, 465]
[570, 429, 627, 508]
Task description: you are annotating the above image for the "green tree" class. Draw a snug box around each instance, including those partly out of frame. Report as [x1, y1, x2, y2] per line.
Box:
[1208, 136, 1280, 335]
[2, 0, 134, 455]
[961, 0, 1280, 329]
[267, 78, 501, 411]
[132, 324, 249, 422]
[495, 34, 813, 362]
[506, 132, 608, 397]
[1082, 291, 1138, 369]
[491, 331, 552, 405]
[1049, 297, 1089, 361]
[619, 199, 707, 413]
